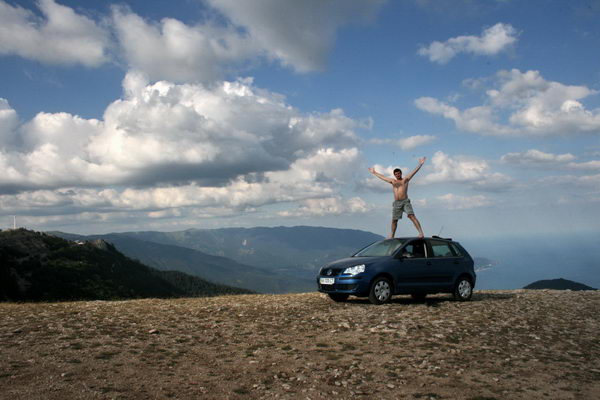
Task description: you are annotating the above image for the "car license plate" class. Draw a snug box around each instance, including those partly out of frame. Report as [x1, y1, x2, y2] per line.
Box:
[320, 277, 335, 285]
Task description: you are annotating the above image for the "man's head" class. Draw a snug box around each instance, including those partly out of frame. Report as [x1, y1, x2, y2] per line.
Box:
[393, 168, 402, 179]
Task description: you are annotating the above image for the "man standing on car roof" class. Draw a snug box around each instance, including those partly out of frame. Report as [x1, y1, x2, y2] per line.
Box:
[368, 157, 426, 239]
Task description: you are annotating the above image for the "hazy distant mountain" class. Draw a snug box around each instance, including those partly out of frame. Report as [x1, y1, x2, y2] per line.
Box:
[524, 278, 596, 291]
[50, 232, 315, 293]
[1, 229, 252, 301]
[45, 228, 600, 292]
[50, 226, 382, 293]
[114, 226, 383, 275]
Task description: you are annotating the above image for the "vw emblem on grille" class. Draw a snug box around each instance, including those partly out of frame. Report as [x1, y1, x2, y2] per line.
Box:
[326, 269, 333, 276]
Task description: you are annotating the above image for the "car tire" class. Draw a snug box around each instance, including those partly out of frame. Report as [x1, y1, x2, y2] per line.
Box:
[328, 293, 349, 302]
[453, 276, 473, 301]
[368, 277, 393, 305]
[411, 292, 427, 302]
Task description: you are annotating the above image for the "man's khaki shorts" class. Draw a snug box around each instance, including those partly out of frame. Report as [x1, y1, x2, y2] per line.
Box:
[392, 199, 414, 220]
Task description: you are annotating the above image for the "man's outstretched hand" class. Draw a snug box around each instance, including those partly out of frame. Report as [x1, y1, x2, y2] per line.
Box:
[419, 157, 427, 165]
[368, 167, 376, 174]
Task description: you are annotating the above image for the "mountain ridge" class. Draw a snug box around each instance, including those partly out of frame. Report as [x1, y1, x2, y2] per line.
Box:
[0, 228, 252, 301]
[50, 226, 384, 293]
[49, 231, 315, 293]
[113, 225, 384, 271]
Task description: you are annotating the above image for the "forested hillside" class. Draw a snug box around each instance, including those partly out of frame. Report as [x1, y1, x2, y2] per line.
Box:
[0, 229, 252, 301]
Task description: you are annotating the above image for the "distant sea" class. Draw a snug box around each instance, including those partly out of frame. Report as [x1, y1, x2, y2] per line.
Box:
[461, 233, 600, 290]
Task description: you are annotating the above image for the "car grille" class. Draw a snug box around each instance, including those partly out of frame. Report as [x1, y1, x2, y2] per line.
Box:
[337, 284, 358, 291]
[321, 268, 343, 276]
[319, 283, 358, 292]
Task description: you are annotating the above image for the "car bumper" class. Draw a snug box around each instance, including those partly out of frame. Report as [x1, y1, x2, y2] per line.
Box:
[316, 275, 370, 295]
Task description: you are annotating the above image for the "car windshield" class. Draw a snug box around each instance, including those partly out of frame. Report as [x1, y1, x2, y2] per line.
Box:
[353, 239, 405, 257]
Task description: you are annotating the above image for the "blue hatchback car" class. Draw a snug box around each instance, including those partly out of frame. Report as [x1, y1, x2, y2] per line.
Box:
[317, 236, 476, 305]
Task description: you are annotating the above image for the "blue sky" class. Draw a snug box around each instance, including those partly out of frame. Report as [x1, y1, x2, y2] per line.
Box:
[0, 0, 599, 239]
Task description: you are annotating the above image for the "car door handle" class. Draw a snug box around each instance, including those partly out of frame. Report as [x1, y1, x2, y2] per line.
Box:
[454, 260, 460, 264]
[426, 261, 432, 266]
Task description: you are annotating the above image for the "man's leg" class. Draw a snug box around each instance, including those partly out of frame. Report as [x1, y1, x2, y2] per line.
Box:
[408, 214, 424, 238]
[389, 219, 398, 239]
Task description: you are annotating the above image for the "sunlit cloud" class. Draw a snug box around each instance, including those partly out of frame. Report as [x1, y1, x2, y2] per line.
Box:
[111, 6, 258, 83]
[418, 23, 518, 64]
[501, 149, 576, 165]
[416, 69, 600, 137]
[0, 74, 364, 220]
[420, 151, 512, 191]
[277, 196, 371, 217]
[0, 0, 110, 67]
[371, 135, 436, 151]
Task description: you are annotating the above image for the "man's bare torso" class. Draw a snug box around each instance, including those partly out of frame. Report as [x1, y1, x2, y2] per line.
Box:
[392, 179, 409, 201]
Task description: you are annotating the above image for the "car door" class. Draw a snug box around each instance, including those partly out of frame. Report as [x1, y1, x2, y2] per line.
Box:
[392, 239, 431, 294]
[448, 241, 473, 282]
[426, 239, 459, 290]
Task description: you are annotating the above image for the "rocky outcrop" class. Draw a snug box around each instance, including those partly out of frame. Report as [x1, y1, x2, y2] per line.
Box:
[524, 278, 596, 291]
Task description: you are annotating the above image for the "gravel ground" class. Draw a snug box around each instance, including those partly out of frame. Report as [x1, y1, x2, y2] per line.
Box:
[1, 290, 599, 399]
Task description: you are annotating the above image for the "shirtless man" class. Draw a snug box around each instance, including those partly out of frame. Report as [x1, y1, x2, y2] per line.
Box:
[368, 157, 426, 238]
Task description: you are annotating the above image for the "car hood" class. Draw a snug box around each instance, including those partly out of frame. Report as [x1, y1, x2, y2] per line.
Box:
[325, 256, 387, 269]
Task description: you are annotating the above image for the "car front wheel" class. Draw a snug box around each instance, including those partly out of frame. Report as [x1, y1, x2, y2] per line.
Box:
[328, 293, 349, 302]
[369, 277, 392, 305]
[453, 277, 473, 301]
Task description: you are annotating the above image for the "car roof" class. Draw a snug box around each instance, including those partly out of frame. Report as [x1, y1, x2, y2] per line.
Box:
[385, 236, 454, 242]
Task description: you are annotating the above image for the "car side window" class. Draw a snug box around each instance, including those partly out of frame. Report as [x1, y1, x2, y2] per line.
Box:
[449, 243, 462, 257]
[430, 240, 454, 257]
[401, 240, 426, 258]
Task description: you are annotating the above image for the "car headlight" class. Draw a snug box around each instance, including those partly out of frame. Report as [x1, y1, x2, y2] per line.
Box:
[343, 264, 365, 276]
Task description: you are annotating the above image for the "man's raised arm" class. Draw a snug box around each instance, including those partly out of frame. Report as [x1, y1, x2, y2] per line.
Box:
[368, 167, 393, 183]
[405, 157, 427, 181]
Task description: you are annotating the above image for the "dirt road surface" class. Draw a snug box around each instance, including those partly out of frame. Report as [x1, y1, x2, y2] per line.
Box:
[1, 290, 599, 399]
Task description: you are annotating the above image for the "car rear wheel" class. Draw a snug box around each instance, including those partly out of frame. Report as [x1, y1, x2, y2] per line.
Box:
[453, 277, 473, 301]
[328, 293, 349, 302]
[369, 277, 392, 305]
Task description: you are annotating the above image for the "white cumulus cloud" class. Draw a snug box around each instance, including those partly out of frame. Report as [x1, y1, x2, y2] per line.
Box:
[566, 160, 600, 171]
[0, 99, 19, 150]
[0, 75, 365, 219]
[501, 149, 576, 165]
[1, 0, 384, 81]
[370, 135, 436, 150]
[421, 151, 511, 191]
[112, 6, 258, 83]
[278, 196, 370, 217]
[206, 0, 385, 72]
[398, 135, 436, 150]
[416, 69, 600, 137]
[538, 174, 600, 188]
[418, 23, 518, 64]
[0, 0, 109, 67]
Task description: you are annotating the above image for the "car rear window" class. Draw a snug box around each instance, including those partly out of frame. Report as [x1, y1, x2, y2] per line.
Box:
[449, 243, 462, 256]
[429, 240, 455, 257]
[354, 239, 405, 257]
